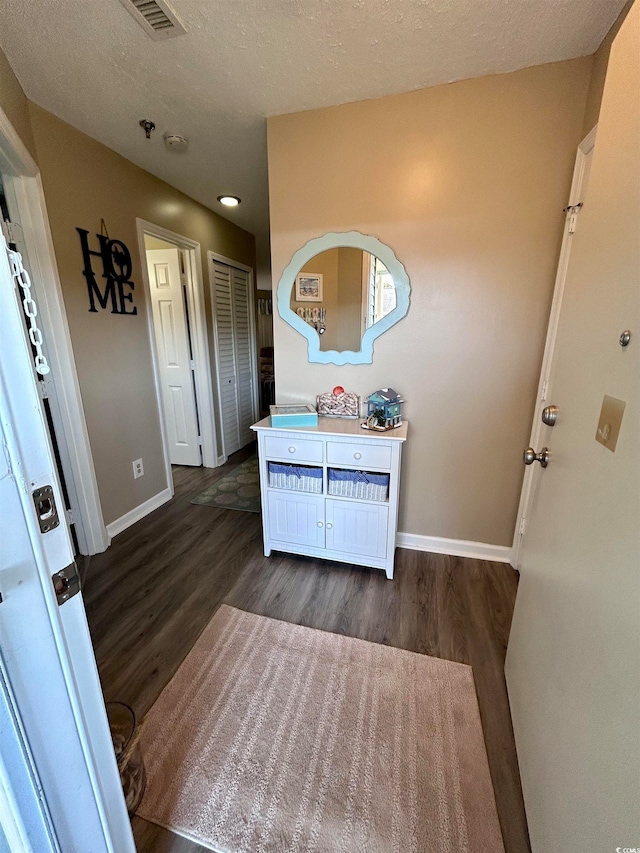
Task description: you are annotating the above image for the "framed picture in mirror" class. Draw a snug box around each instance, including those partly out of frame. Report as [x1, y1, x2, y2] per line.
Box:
[295, 273, 323, 302]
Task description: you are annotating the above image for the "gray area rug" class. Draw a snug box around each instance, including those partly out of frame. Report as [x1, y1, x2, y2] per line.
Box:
[137, 605, 505, 853]
[190, 456, 260, 513]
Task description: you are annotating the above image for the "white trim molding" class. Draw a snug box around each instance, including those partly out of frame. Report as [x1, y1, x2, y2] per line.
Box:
[106, 487, 172, 542]
[397, 532, 513, 564]
[0, 105, 108, 554]
[136, 219, 219, 481]
[511, 125, 598, 571]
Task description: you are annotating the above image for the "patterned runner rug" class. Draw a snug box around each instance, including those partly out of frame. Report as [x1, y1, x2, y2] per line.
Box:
[190, 456, 260, 513]
[137, 605, 505, 853]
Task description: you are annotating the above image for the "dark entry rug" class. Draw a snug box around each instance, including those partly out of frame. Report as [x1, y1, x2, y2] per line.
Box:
[191, 456, 261, 513]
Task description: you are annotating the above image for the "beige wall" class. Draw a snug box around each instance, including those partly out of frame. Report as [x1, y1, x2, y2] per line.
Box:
[295, 251, 340, 350]
[0, 45, 256, 528]
[26, 104, 255, 525]
[268, 58, 593, 545]
[336, 247, 363, 353]
[294, 247, 364, 352]
[0, 48, 36, 159]
[582, 0, 633, 136]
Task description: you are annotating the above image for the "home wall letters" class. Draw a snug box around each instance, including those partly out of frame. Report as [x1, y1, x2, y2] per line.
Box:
[77, 228, 138, 315]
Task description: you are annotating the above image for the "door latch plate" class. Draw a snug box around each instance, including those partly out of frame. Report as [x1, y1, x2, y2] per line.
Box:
[52, 563, 81, 606]
[32, 485, 60, 533]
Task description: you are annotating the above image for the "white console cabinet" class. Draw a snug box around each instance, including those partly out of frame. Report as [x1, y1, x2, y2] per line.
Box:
[251, 416, 408, 579]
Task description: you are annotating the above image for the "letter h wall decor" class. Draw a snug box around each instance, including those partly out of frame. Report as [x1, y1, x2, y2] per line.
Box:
[77, 228, 138, 315]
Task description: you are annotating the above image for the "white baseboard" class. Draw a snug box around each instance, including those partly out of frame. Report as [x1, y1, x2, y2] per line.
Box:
[396, 532, 513, 564]
[106, 487, 172, 542]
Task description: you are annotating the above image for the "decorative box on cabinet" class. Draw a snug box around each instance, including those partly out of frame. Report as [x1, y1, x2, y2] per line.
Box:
[251, 416, 408, 579]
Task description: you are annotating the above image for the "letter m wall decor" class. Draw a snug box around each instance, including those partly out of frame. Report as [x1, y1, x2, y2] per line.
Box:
[77, 229, 138, 315]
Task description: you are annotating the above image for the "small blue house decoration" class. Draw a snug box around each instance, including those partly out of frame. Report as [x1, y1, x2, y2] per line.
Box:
[366, 388, 403, 428]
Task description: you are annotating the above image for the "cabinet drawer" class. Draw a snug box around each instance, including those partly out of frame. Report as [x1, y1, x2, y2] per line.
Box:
[326, 441, 391, 470]
[264, 435, 323, 464]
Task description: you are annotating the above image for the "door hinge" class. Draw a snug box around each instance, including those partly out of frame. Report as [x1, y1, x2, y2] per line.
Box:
[519, 517, 526, 536]
[540, 378, 549, 401]
[52, 563, 81, 606]
[563, 202, 583, 234]
[197, 436, 203, 446]
[36, 374, 54, 401]
[190, 359, 196, 371]
[65, 508, 76, 525]
[1, 219, 17, 245]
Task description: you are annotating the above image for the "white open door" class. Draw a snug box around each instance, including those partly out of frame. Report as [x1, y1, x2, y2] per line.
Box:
[512, 126, 596, 568]
[147, 248, 202, 467]
[506, 8, 639, 852]
[0, 235, 134, 851]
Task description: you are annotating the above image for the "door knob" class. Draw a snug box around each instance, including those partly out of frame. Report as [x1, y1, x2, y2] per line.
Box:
[523, 447, 550, 468]
[541, 405, 558, 426]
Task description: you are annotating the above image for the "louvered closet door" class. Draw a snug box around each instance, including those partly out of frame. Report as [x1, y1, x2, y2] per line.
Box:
[212, 261, 255, 458]
[232, 267, 255, 448]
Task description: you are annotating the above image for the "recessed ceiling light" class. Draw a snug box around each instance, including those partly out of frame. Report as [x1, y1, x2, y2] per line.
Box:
[217, 195, 241, 207]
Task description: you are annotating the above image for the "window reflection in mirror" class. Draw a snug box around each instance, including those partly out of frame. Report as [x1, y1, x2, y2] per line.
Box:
[290, 247, 397, 352]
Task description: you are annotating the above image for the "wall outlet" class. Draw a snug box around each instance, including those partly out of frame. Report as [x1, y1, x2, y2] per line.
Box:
[132, 458, 144, 479]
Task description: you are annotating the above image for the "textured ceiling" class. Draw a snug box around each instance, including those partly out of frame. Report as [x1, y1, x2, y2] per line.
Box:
[0, 0, 627, 284]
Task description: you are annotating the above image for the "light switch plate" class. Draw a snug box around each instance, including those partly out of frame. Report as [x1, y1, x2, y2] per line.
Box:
[595, 395, 625, 452]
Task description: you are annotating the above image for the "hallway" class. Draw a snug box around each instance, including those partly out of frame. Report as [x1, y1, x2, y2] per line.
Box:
[81, 450, 528, 853]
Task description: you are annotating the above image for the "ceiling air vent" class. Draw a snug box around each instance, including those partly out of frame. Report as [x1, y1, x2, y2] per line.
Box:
[119, 0, 186, 40]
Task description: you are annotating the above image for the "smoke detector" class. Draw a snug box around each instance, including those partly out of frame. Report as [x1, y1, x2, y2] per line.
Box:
[163, 133, 189, 152]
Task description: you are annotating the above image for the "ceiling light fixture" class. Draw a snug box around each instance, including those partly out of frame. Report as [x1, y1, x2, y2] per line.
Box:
[217, 195, 241, 207]
[139, 119, 156, 139]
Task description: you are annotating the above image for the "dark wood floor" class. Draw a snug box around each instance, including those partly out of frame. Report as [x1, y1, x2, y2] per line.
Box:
[81, 447, 530, 853]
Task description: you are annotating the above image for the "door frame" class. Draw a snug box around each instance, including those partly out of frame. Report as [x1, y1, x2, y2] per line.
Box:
[136, 219, 218, 483]
[511, 125, 597, 569]
[208, 250, 259, 464]
[1, 231, 134, 851]
[0, 106, 108, 555]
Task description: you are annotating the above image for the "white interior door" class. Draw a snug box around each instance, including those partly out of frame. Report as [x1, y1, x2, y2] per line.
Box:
[512, 128, 596, 568]
[212, 260, 240, 456]
[2, 184, 82, 555]
[147, 248, 201, 466]
[212, 260, 257, 458]
[505, 9, 639, 852]
[0, 235, 134, 851]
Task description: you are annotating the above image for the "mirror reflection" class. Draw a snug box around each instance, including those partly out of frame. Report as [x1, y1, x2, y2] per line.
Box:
[290, 248, 397, 352]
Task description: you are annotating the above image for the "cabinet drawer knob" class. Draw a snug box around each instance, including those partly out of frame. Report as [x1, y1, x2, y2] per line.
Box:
[288, 446, 296, 453]
[326, 522, 333, 529]
[317, 521, 324, 528]
[354, 452, 362, 460]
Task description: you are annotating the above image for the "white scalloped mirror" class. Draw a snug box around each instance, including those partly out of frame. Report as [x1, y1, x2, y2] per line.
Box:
[277, 231, 410, 365]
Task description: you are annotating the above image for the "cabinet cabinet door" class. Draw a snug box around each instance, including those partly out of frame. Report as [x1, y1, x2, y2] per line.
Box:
[267, 491, 325, 549]
[325, 499, 388, 560]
